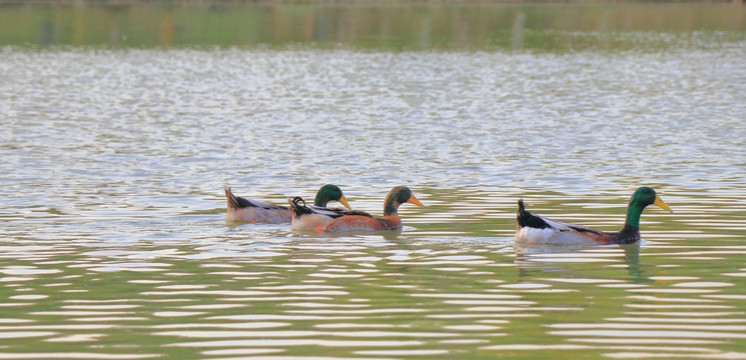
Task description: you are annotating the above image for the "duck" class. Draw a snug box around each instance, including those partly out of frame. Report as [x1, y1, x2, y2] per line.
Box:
[515, 186, 672, 245]
[320, 186, 423, 233]
[287, 196, 368, 231]
[225, 184, 350, 224]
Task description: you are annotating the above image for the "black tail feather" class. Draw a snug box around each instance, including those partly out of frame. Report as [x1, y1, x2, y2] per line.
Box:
[287, 196, 313, 217]
[516, 199, 553, 230]
[225, 187, 257, 209]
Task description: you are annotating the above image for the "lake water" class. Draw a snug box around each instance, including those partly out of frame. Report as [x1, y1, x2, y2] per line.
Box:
[2, 3, 746, 360]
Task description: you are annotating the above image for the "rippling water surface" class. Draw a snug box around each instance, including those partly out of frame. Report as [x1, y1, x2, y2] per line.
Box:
[2, 4, 746, 359]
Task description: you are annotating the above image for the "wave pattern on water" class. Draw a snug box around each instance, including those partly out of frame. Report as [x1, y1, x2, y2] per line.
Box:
[1, 228, 746, 358]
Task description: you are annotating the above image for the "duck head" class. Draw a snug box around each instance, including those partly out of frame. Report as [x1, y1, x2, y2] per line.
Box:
[315, 184, 351, 209]
[383, 186, 423, 216]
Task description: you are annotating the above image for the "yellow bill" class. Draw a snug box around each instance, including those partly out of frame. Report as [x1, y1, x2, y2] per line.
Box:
[654, 195, 673, 213]
[339, 195, 352, 210]
[408, 194, 424, 207]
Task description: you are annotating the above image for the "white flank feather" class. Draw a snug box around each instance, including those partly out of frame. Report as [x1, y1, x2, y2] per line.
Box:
[515, 215, 599, 245]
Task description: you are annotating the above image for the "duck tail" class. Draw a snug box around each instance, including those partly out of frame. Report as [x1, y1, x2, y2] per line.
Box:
[517, 199, 552, 230]
[225, 187, 240, 210]
[287, 196, 313, 217]
[517, 199, 527, 227]
[225, 187, 254, 209]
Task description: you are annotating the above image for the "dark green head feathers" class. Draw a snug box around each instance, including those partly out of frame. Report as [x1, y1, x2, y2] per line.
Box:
[314, 184, 351, 209]
[625, 186, 672, 228]
[383, 186, 424, 216]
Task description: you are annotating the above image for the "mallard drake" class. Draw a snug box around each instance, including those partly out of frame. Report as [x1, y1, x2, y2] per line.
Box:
[225, 184, 350, 224]
[515, 186, 672, 245]
[287, 196, 362, 231]
[320, 186, 423, 233]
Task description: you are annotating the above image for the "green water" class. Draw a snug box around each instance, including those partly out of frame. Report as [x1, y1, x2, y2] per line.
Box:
[1, 3, 745, 50]
[2, 2, 746, 360]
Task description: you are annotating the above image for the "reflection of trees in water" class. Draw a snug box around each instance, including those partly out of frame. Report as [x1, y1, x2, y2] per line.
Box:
[159, 14, 174, 46]
[38, 19, 57, 44]
[4, 4, 745, 49]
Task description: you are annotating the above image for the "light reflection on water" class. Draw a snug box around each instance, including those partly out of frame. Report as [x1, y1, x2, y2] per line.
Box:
[1, 26, 746, 360]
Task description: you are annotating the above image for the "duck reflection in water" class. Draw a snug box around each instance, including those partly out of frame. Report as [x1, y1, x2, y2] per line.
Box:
[513, 241, 647, 282]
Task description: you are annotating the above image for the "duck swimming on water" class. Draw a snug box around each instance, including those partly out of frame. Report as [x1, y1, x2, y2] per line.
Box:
[287, 196, 371, 231]
[225, 184, 350, 224]
[515, 186, 672, 245]
[319, 186, 423, 233]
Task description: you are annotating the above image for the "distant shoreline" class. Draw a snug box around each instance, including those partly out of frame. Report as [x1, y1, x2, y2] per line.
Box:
[0, 0, 741, 5]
